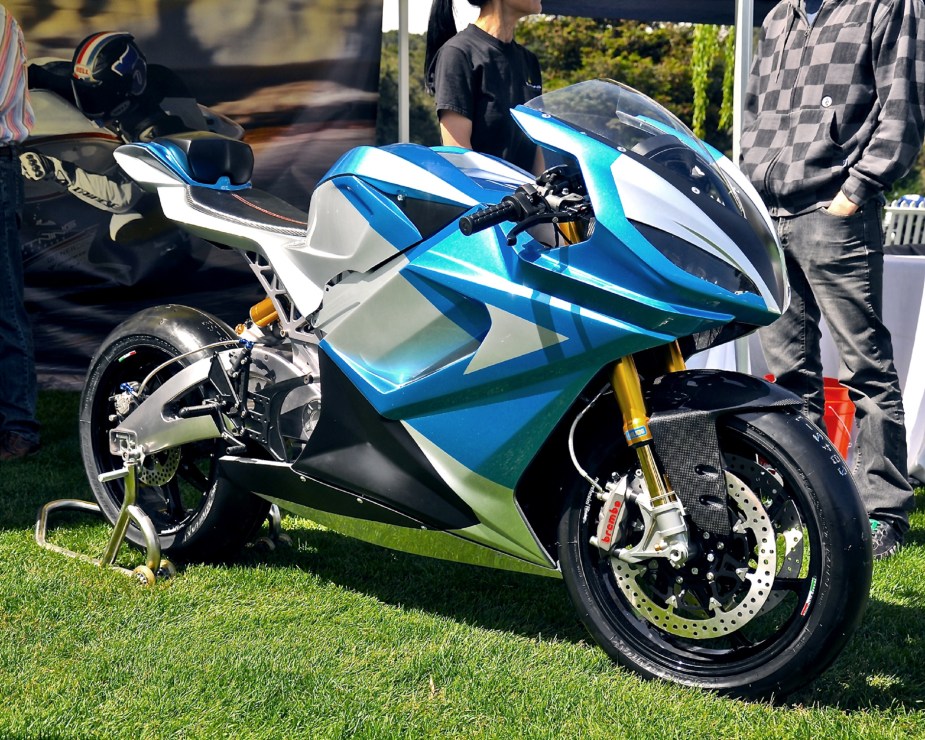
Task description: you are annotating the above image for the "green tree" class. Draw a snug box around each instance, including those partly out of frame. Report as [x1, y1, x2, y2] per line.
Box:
[376, 30, 440, 146]
[518, 18, 731, 152]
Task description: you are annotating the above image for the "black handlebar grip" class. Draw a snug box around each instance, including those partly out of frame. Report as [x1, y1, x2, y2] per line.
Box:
[459, 199, 520, 236]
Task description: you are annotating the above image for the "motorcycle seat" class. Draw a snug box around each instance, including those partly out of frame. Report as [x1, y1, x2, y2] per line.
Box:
[185, 185, 308, 239]
[154, 132, 254, 186]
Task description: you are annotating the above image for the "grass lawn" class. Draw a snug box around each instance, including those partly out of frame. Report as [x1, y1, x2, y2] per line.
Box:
[2, 391, 925, 738]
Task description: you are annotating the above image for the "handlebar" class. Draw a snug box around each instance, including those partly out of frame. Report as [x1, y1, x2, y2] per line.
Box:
[458, 199, 521, 236]
[457, 169, 590, 243]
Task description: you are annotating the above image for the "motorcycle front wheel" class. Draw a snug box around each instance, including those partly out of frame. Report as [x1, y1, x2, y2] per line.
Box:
[79, 305, 270, 562]
[558, 408, 872, 699]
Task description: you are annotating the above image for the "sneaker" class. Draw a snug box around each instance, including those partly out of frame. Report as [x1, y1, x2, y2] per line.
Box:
[870, 519, 903, 560]
[0, 431, 40, 462]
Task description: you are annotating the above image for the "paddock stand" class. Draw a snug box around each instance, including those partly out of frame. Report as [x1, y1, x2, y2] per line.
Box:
[249, 503, 293, 552]
[35, 461, 176, 586]
[36, 458, 292, 585]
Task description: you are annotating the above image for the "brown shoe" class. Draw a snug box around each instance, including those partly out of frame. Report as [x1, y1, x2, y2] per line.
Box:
[0, 432, 40, 461]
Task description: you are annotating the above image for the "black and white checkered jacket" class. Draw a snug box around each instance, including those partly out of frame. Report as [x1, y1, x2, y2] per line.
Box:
[741, 0, 925, 217]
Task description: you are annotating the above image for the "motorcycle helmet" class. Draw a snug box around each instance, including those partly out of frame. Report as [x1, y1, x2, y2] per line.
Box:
[71, 32, 147, 120]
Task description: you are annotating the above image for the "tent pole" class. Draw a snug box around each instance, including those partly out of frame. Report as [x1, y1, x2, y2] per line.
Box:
[733, 0, 755, 374]
[399, 0, 410, 143]
[732, 0, 753, 168]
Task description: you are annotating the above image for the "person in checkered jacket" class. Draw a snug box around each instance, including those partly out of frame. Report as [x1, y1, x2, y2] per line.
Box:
[741, 0, 925, 559]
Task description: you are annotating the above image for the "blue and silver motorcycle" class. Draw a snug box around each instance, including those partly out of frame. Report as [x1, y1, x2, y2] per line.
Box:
[78, 80, 871, 698]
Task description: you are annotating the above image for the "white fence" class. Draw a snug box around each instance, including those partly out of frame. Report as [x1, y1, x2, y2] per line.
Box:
[883, 195, 925, 247]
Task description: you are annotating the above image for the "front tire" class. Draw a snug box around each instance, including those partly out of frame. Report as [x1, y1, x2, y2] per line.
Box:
[79, 305, 270, 562]
[558, 408, 872, 699]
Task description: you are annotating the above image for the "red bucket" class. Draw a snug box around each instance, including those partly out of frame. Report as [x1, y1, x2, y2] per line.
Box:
[764, 375, 856, 458]
[823, 377, 855, 459]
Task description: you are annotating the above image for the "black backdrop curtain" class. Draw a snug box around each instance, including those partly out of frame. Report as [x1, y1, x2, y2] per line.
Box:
[12, 0, 383, 388]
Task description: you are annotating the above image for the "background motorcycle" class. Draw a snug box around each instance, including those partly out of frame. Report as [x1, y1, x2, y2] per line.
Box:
[21, 59, 243, 286]
[76, 79, 872, 699]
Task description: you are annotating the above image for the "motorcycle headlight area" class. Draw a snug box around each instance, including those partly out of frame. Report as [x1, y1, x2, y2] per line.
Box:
[631, 221, 759, 298]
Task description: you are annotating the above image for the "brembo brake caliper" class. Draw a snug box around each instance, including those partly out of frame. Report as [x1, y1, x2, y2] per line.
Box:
[596, 352, 690, 567]
[591, 470, 688, 566]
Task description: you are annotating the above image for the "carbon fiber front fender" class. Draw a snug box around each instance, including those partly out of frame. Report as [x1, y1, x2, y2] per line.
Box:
[647, 369, 801, 535]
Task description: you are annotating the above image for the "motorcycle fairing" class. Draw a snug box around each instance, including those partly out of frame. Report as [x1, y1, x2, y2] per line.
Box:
[255, 487, 559, 578]
[626, 113, 779, 242]
[290, 350, 551, 566]
[222, 454, 557, 574]
[609, 154, 780, 313]
[431, 147, 534, 187]
[300, 177, 421, 283]
[316, 227, 677, 488]
[305, 144, 528, 270]
[311, 135, 777, 490]
[294, 350, 480, 532]
[220, 457, 440, 530]
[303, 100, 788, 511]
[323, 143, 529, 213]
[510, 106, 786, 325]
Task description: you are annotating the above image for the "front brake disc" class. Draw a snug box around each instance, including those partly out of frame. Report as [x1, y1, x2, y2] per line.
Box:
[608, 463, 776, 639]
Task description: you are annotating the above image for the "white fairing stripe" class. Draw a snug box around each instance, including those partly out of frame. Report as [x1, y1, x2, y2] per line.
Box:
[292, 181, 403, 315]
[464, 304, 568, 375]
[715, 155, 776, 235]
[401, 423, 552, 566]
[435, 149, 532, 187]
[154, 187, 323, 317]
[611, 155, 779, 312]
[357, 148, 479, 206]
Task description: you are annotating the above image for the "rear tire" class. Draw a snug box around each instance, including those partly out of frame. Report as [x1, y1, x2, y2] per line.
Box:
[79, 305, 270, 562]
[558, 408, 872, 699]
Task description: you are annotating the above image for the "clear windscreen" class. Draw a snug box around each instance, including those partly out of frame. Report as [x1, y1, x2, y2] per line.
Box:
[524, 79, 741, 212]
[523, 79, 707, 156]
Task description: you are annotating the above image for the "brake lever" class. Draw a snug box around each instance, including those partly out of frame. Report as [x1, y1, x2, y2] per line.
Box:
[506, 209, 579, 246]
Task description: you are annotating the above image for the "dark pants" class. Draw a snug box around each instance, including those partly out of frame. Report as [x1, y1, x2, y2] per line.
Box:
[0, 147, 39, 444]
[760, 205, 913, 532]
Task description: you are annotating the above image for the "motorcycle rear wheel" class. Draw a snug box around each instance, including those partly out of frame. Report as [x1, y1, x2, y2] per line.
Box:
[79, 305, 270, 562]
[558, 408, 872, 699]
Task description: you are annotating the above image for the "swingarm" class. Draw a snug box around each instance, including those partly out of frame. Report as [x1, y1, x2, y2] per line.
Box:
[106, 338, 271, 467]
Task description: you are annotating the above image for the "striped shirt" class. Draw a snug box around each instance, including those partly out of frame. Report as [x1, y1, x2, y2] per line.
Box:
[0, 5, 33, 143]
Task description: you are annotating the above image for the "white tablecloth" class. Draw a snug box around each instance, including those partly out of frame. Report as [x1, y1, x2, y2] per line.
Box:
[689, 254, 925, 481]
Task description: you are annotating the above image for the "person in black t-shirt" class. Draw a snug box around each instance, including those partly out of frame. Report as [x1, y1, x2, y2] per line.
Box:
[425, 0, 543, 174]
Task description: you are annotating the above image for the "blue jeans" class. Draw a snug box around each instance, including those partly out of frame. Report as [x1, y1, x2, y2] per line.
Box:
[0, 150, 39, 444]
[759, 205, 913, 532]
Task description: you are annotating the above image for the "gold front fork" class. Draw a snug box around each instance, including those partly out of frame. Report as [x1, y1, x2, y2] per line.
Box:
[609, 343, 689, 564]
[559, 221, 583, 245]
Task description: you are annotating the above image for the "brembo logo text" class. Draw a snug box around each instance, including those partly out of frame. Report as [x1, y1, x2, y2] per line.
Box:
[600, 501, 623, 545]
